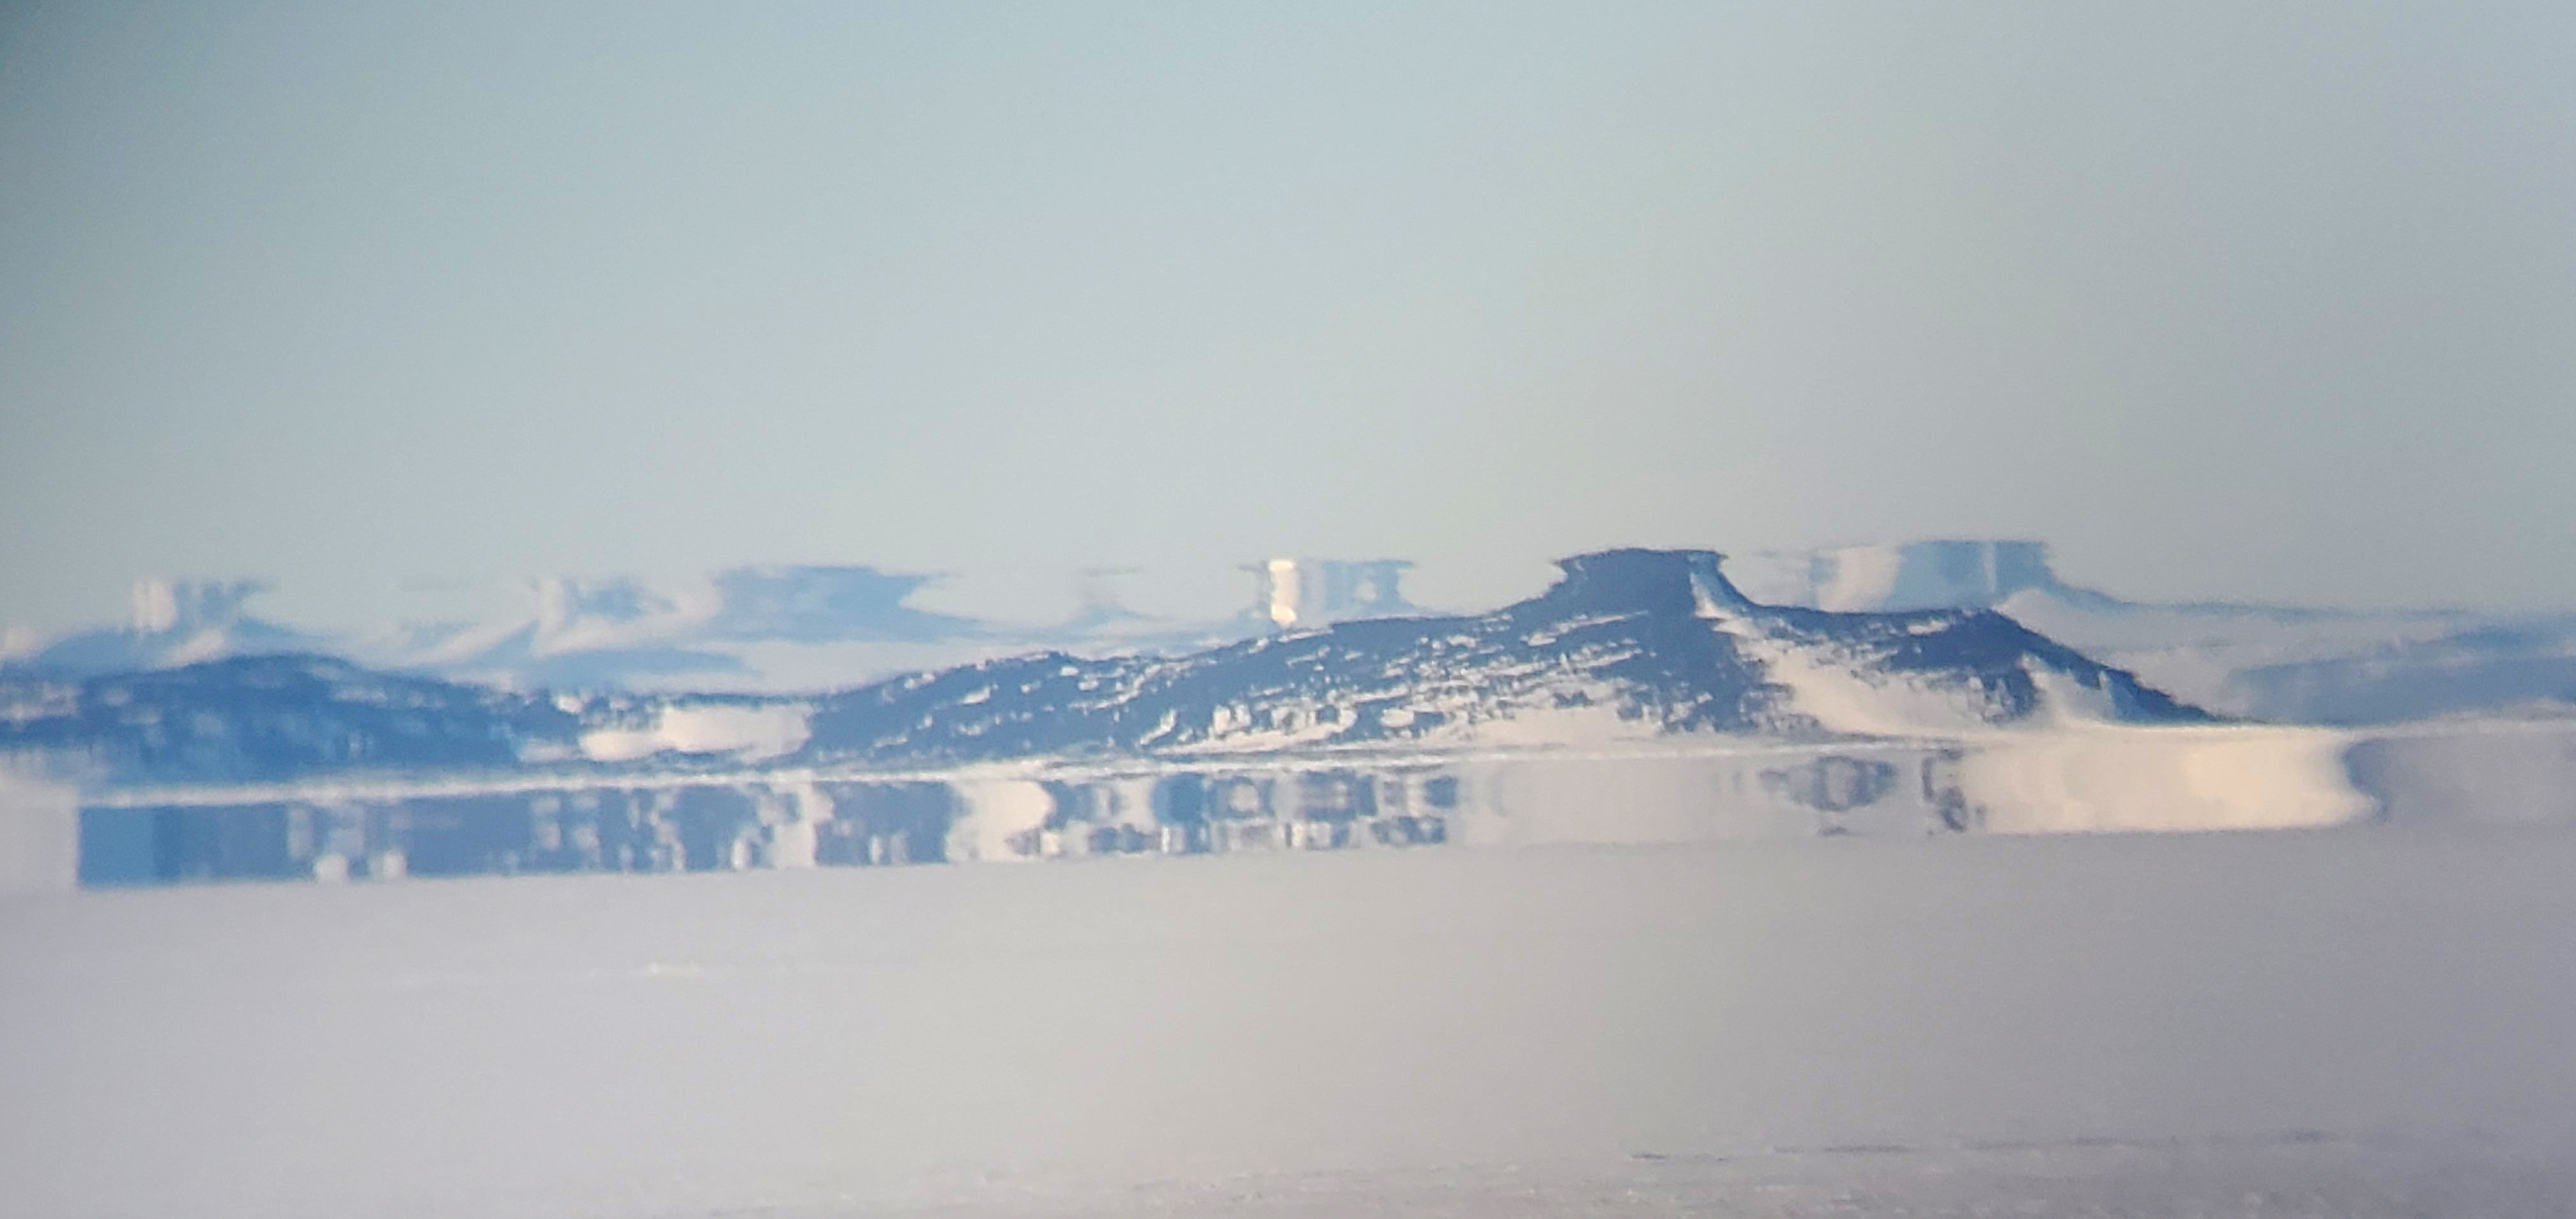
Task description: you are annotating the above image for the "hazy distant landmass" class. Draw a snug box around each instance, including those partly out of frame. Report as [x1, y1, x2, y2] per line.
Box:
[3, 544, 2570, 896]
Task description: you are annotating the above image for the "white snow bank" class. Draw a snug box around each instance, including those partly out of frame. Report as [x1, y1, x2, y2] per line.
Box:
[1733, 625, 2007, 737]
[1963, 725, 2371, 834]
[946, 774, 1057, 862]
[578, 703, 811, 763]
[1451, 746, 1946, 845]
[1440, 725, 2375, 843]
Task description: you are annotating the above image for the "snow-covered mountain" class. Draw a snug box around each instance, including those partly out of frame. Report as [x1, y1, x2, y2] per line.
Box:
[356, 565, 1000, 691]
[3, 579, 334, 677]
[15, 543, 2572, 725]
[793, 547, 2200, 767]
[0, 567, 1016, 692]
[6, 560, 1437, 694]
[0, 654, 578, 785]
[1732, 540, 2576, 724]
[363, 560, 1430, 693]
[3, 548, 2198, 790]
[35, 547, 2576, 894]
[2000, 591, 2576, 725]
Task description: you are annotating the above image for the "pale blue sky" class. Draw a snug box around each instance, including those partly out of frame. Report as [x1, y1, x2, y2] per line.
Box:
[4, 2, 2573, 631]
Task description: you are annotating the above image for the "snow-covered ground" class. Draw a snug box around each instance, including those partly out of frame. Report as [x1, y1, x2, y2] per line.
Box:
[6, 825, 2574, 1218]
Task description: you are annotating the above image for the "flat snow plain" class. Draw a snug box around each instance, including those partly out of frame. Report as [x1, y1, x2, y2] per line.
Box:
[6, 825, 2576, 1217]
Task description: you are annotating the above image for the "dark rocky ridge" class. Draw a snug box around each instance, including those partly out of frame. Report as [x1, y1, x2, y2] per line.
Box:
[795, 548, 2206, 765]
[1, 654, 576, 785]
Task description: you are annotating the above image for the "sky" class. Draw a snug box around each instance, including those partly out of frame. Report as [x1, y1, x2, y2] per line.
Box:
[3, 1, 2573, 633]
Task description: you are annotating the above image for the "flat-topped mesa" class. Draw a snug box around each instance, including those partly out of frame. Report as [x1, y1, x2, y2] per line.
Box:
[1536, 549, 1757, 618]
